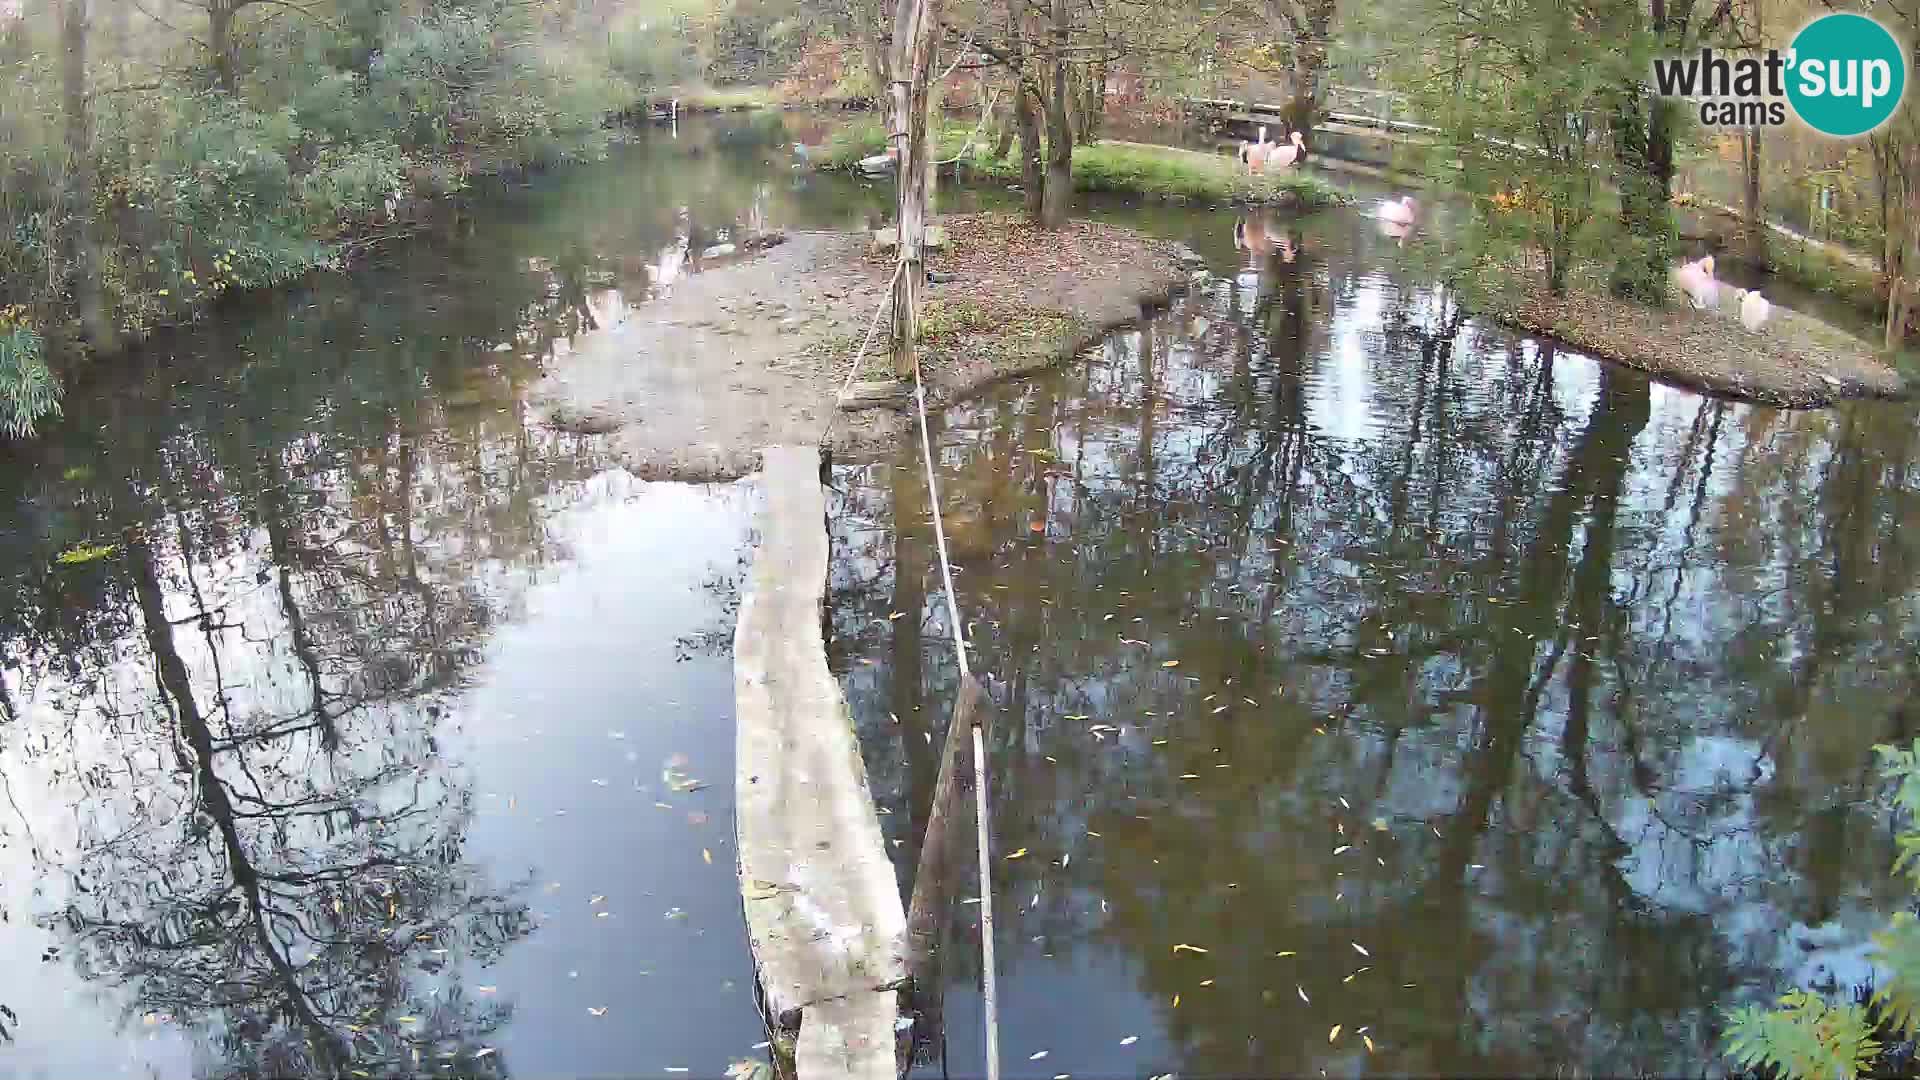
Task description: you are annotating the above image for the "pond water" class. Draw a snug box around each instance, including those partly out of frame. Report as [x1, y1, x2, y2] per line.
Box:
[0, 112, 1912, 1078]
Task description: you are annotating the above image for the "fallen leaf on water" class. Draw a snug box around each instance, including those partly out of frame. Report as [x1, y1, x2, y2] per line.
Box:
[1364, 1035, 1376, 1053]
[1120, 1036, 1139, 1046]
[1200, 979, 1214, 986]
[1007, 848, 1029, 860]
[703, 849, 714, 865]
[588, 1007, 607, 1017]
[1275, 951, 1296, 958]
[1161, 660, 1180, 668]
[1329, 1025, 1342, 1043]
[1172, 943, 1209, 954]
[1172, 994, 1181, 1007]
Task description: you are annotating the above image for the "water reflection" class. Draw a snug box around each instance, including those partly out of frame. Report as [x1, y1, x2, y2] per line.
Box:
[836, 212, 1914, 1077]
[0, 115, 842, 1076]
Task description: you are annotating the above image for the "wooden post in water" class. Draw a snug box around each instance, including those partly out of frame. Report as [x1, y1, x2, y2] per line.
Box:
[887, 0, 938, 378]
[904, 675, 987, 1061]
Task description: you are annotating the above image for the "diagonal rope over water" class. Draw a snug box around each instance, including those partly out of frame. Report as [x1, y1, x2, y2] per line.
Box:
[909, 368, 999, 1080]
[813, 229, 1000, 1080]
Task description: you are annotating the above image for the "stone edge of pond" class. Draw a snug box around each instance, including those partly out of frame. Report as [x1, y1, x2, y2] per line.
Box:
[1473, 284, 1909, 408]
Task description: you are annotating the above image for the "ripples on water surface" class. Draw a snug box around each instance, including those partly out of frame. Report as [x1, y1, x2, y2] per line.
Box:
[0, 114, 1913, 1078]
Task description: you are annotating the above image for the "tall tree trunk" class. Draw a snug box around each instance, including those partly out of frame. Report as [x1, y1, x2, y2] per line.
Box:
[1281, 0, 1334, 140]
[1015, 73, 1044, 220]
[862, 30, 889, 103]
[208, 0, 236, 93]
[991, 83, 1015, 159]
[60, 0, 110, 350]
[1888, 133, 1918, 353]
[1609, 83, 1671, 301]
[887, 0, 938, 376]
[1743, 125, 1765, 269]
[1077, 60, 1104, 145]
[1038, 0, 1073, 228]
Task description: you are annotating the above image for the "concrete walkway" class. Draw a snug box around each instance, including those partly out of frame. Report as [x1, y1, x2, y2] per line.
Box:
[733, 446, 906, 1079]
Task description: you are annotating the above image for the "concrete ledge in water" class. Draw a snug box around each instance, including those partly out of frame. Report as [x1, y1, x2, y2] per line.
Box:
[734, 445, 906, 1077]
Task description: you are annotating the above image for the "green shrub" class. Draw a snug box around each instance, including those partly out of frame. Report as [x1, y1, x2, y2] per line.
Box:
[1721, 738, 1920, 1080]
[0, 319, 59, 438]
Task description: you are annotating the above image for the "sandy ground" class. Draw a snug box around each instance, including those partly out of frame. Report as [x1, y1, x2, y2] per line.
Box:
[1481, 278, 1906, 407]
[532, 218, 1198, 479]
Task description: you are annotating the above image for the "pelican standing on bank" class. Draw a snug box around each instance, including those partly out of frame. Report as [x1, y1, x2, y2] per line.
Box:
[1267, 130, 1307, 169]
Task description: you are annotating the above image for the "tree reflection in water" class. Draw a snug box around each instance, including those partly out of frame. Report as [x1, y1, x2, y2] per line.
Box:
[833, 211, 1920, 1077]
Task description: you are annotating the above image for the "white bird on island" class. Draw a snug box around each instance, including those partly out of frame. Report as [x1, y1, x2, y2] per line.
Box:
[1268, 130, 1307, 169]
[1737, 287, 1773, 331]
[1377, 195, 1417, 226]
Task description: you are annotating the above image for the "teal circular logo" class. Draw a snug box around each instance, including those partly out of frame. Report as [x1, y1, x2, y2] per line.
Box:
[1787, 13, 1907, 137]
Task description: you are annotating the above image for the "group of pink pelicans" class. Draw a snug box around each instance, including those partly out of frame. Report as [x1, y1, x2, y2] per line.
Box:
[1672, 254, 1774, 331]
[1237, 125, 1774, 332]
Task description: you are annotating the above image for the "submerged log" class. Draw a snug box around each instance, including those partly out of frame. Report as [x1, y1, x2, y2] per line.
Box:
[904, 674, 988, 1066]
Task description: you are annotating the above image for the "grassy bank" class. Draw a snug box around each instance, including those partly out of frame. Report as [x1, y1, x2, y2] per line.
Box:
[819, 121, 1343, 210]
[644, 86, 787, 111]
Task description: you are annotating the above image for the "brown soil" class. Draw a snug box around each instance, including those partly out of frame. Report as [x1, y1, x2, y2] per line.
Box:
[531, 214, 1197, 479]
[1478, 278, 1906, 407]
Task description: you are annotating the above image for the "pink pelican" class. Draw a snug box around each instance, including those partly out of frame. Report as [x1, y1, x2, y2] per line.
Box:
[1267, 130, 1307, 169]
[1672, 255, 1719, 309]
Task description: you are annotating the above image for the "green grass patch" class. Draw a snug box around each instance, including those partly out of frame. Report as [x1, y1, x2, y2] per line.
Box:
[964, 140, 1344, 209]
[809, 296, 1084, 381]
[817, 120, 985, 171]
[823, 127, 1343, 209]
[674, 86, 785, 111]
[54, 542, 119, 566]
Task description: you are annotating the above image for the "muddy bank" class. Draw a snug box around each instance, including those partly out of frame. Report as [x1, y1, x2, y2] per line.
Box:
[530, 216, 1196, 479]
[1476, 280, 1905, 407]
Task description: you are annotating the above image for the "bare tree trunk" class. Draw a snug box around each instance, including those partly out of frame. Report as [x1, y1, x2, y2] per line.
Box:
[1078, 58, 1105, 144]
[862, 31, 889, 103]
[1038, 0, 1073, 228]
[991, 83, 1015, 159]
[60, 0, 110, 350]
[1888, 136, 1917, 353]
[208, 0, 236, 93]
[887, 0, 938, 376]
[1015, 74, 1044, 219]
[1742, 126, 1765, 269]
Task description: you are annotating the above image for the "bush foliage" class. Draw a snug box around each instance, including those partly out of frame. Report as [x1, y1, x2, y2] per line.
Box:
[1722, 739, 1920, 1080]
[0, 0, 635, 435]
